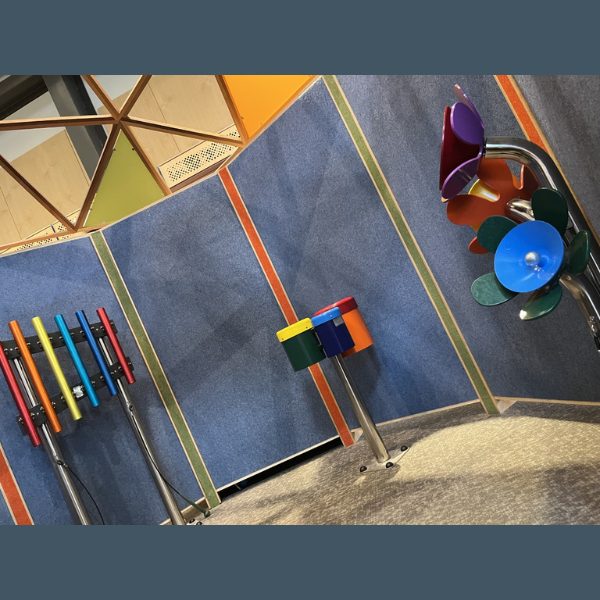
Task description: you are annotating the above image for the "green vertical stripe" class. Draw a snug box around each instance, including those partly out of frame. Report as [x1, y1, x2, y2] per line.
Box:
[323, 75, 498, 415]
[90, 231, 221, 507]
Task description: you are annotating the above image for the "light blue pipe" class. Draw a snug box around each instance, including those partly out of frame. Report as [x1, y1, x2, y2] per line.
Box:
[76, 310, 118, 396]
[55, 314, 100, 407]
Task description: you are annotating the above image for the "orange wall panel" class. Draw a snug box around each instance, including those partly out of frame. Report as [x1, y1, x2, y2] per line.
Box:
[223, 75, 315, 139]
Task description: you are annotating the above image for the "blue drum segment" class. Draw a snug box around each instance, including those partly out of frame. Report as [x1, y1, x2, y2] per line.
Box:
[310, 307, 355, 358]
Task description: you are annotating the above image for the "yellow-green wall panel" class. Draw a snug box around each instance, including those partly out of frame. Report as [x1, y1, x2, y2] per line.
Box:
[85, 133, 164, 227]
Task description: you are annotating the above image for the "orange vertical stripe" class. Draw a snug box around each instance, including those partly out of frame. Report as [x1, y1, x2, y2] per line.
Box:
[0, 441, 33, 525]
[496, 75, 600, 248]
[219, 168, 355, 446]
[494, 75, 548, 149]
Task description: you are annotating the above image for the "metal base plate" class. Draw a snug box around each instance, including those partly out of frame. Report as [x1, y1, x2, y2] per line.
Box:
[359, 445, 409, 474]
[351, 428, 363, 443]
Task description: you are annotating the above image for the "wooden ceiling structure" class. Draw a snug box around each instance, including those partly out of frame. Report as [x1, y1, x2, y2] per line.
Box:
[0, 75, 298, 253]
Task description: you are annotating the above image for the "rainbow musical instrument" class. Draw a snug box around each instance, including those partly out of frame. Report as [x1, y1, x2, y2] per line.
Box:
[0, 308, 186, 525]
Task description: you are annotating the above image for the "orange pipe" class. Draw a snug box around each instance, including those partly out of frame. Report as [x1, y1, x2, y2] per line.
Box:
[8, 321, 62, 433]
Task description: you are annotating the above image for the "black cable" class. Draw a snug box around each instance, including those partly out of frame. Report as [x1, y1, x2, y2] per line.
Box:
[97, 339, 209, 523]
[56, 460, 105, 525]
[128, 407, 210, 520]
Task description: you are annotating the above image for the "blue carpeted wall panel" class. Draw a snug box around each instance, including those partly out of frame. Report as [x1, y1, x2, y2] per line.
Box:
[228, 78, 477, 428]
[102, 176, 337, 490]
[0, 238, 201, 524]
[0, 490, 13, 525]
[336, 75, 600, 401]
[513, 76, 600, 237]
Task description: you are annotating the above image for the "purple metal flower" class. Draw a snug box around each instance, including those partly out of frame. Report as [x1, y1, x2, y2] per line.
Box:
[440, 85, 485, 201]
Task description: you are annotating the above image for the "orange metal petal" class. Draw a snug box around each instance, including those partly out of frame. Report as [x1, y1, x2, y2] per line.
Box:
[519, 165, 539, 199]
[476, 158, 518, 199]
[444, 158, 540, 255]
[469, 237, 489, 254]
[447, 193, 506, 226]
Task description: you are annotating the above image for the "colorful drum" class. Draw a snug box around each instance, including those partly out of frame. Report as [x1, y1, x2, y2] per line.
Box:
[310, 308, 355, 357]
[315, 297, 373, 357]
[277, 319, 325, 371]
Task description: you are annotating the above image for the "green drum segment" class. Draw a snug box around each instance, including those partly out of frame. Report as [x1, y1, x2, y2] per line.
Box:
[277, 319, 325, 371]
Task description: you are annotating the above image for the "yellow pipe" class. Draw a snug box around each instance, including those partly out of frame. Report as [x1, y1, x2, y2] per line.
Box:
[31, 317, 82, 421]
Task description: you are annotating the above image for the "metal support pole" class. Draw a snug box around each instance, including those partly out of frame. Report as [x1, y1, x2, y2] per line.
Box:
[330, 355, 389, 462]
[97, 338, 186, 525]
[12, 358, 91, 525]
[0, 75, 47, 120]
[42, 75, 107, 179]
[330, 355, 408, 472]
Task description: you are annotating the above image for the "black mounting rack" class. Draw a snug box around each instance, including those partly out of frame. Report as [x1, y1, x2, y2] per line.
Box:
[1, 320, 117, 360]
[16, 358, 135, 435]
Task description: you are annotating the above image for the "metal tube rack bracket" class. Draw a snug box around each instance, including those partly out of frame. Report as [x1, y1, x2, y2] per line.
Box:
[14, 359, 134, 434]
[1, 320, 117, 359]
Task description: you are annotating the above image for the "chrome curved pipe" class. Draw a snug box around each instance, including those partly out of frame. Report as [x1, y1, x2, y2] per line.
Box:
[507, 199, 600, 350]
[486, 136, 600, 293]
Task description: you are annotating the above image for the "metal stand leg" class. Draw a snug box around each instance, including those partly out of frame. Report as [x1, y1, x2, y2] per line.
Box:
[330, 355, 408, 473]
[12, 359, 92, 525]
[97, 338, 187, 525]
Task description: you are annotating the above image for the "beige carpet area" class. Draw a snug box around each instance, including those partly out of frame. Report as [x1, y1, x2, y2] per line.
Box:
[204, 401, 600, 525]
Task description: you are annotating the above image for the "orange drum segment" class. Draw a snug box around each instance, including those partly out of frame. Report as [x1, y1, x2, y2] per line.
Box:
[314, 297, 374, 357]
[339, 306, 374, 356]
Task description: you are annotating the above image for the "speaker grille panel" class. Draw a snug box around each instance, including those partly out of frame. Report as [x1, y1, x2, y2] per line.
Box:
[0, 210, 79, 255]
[159, 126, 240, 187]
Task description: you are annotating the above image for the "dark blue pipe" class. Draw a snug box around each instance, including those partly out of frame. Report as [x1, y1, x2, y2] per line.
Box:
[76, 310, 118, 396]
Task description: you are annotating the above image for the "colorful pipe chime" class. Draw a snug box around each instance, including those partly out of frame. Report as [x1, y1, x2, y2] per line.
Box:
[0, 308, 186, 525]
[277, 297, 408, 472]
[439, 85, 593, 323]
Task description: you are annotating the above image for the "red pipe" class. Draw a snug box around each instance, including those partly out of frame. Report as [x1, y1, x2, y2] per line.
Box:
[96, 308, 136, 385]
[0, 338, 41, 447]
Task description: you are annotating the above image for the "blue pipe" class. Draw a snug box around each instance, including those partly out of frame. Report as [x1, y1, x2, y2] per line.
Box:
[55, 314, 101, 407]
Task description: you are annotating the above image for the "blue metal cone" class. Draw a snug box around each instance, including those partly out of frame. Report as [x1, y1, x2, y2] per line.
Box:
[494, 220, 564, 293]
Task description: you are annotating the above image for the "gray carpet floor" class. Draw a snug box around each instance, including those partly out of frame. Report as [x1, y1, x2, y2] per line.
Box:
[204, 401, 600, 525]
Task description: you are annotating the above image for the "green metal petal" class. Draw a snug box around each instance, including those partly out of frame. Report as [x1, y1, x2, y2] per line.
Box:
[519, 283, 562, 321]
[472, 272, 518, 306]
[531, 188, 568, 235]
[477, 216, 517, 253]
[565, 230, 591, 275]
